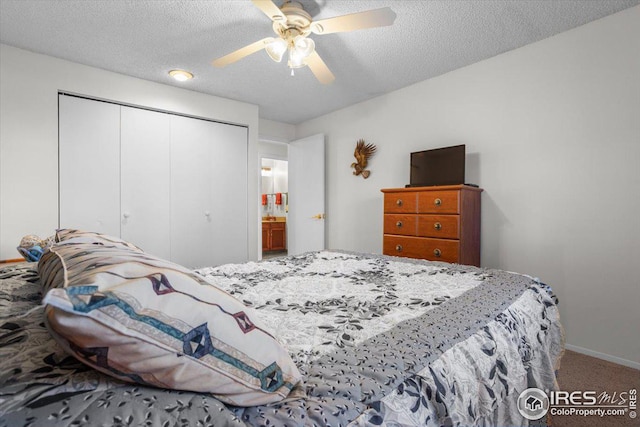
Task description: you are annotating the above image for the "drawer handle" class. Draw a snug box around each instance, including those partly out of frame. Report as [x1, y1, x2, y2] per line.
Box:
[396, 199, 403, 206]
[434, 198, 442, 206]
[396, 221, 403, 228]
[395, 245, 403, 252]
[433, 248, 442, 257]
[434, 222, 442, 230]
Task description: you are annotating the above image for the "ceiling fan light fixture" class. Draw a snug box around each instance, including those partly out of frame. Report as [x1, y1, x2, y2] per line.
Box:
[288, 48, 306, 69]
[265, 38, 287, 62]
[293, 35, 315, 57]
[169, 69, 193, 82]
[287, 35, 315, 69]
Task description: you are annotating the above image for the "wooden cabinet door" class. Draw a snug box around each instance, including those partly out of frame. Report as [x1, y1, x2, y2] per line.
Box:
[262, 223, 270, 252]
[270, 223, 286, 251]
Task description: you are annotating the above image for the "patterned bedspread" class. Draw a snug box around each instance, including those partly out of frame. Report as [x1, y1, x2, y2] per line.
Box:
[0, 251, 563, 426]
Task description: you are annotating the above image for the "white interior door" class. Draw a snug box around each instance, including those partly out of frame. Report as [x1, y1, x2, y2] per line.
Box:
[59, 95, 120, 236]
[208, 123, 248, 265]
[171, 116, 248, 268]
[288, 134, 325, 255]
[170, 115, 214, 268]
[120, 106, 171, 259]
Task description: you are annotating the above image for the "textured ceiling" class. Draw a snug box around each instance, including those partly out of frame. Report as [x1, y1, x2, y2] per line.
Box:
[1, 0, 638, 124]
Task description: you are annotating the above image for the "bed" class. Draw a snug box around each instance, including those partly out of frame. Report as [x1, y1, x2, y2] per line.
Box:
[0, 247, 563, 426]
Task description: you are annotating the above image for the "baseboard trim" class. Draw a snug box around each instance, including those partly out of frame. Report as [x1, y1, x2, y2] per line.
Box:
[565, 344, 640, 370]
[0, 258, 24, 264]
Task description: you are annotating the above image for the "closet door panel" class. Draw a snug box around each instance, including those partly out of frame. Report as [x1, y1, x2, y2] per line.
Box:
[209, 123, 248, 264]
[120, 107, 171, 259]
[59, 96, 120, 236]
[170, 116, 214, 268]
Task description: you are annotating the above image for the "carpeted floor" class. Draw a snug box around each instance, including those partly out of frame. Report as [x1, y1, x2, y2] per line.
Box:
[551, 350, 639, 427]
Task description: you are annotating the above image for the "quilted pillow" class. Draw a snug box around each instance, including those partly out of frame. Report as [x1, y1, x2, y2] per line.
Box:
[55, 228, 144, 251]
[40, 237, 302, 406]
[38, 229, 144, 294]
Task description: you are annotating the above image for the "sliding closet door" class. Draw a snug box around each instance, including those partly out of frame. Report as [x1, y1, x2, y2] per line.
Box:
[170, 116, 247, 268]
[120, 106, 171, 259]
[59, 95, 120, 236]
[209, 123, 248, 264]
[60, 95, 248, 267]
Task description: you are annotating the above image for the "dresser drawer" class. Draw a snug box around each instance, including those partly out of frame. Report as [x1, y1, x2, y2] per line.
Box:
[417, 215, 459, 239]
[421, 237, 459, 263]
[383, 235, 459, 263]
[384, 192, 417, 213]
[417, 190, 460, 214]
[384, 214, 417, 235]
[383, 235, 424, 258]
[384, 214, 417, 236]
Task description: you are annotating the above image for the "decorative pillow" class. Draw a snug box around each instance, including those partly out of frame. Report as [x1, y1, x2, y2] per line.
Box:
[17, 234, 55, 262]
[55, 228, 144, 251]
[38, 229, 144, 294]
[40, 237, 302, 406]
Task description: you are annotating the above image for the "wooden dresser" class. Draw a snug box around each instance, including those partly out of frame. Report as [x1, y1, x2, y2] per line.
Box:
[381, 185, 482, 266]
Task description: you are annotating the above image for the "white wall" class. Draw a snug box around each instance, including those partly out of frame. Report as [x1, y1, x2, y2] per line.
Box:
[259, 118, 295, 143]
[296, 7, 640, 366]
[0, 44, 261, 261]
[258, 140, 289, 160]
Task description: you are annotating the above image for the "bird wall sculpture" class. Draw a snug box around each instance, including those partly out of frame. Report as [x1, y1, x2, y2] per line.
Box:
[351, 139, 377, 179]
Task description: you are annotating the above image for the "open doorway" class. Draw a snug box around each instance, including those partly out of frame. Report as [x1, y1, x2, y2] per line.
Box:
[261, 158, 288, 259]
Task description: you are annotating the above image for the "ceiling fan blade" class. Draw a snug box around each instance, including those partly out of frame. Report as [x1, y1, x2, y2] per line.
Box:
[305, 51, 335, 85]
[310, 7, 396, 35]
[212, 38, 273, 67]
[251, 0, 286, 22]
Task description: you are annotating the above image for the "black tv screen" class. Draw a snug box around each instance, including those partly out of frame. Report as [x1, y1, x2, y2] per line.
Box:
[409, 144, 465, 187]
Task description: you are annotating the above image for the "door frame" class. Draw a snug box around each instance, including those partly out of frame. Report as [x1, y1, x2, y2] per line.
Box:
[258, 146, 288, 261]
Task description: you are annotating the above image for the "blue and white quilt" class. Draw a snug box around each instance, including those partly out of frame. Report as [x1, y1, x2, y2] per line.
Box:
[0, 251, 563, 426]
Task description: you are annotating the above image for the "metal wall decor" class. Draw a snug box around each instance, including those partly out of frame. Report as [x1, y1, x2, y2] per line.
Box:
[351, 139, 377, 179]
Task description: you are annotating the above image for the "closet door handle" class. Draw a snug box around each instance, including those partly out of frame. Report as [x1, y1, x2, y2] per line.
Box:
[123, 212, 130, 219]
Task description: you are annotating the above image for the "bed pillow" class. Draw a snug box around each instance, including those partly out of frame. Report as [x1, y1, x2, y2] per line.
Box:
[40, 237, 302, 406]
[38, 229, 144, 294]
[55, 228, 144, 251]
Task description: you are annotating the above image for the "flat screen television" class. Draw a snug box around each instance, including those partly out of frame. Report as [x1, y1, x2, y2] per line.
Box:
[408, 144, 465, 187]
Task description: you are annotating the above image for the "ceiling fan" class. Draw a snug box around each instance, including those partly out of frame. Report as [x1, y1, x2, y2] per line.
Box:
[212, 0, 396, 84]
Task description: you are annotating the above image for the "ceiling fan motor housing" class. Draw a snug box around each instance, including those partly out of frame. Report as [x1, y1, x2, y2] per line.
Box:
[272, 1, 312, 37]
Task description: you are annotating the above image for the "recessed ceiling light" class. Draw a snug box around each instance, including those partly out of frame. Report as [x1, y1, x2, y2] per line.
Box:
[169, 70, 193, 82]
